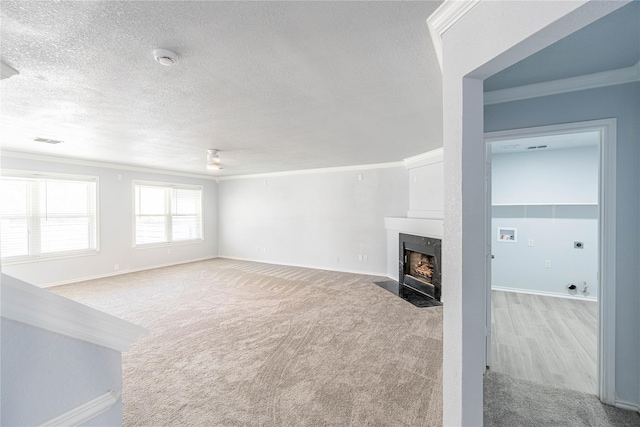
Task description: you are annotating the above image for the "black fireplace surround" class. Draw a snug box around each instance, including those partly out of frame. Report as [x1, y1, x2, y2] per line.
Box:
[399, 233, 442, 303]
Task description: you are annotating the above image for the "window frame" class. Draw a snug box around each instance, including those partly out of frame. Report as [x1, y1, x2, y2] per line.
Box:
[132, 180, 204, 248]
[0, 170, 100, 264]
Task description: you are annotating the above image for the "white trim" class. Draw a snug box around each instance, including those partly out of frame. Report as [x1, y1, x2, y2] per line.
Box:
[2, 248, 99, 266]
[1, 274, 148, 351]
[597, 119, 617, 405]
[427, 0, 481, 72]
[42, 256, 218, 288]
[491, 286, 597, 302]
[132, 180, 204, 248]
[0, 171, 100, 263]
[485, 118, 617, 405]
[1, 150, 219, 180]
[132, 179, 204, 190]
[219, 256, 386, 278]
[613, 400, 640, 414]
[403, 148, 443, 169]
[38, 390, 121, 427]
[217, 161, 404, 181]
[485, 119, 617, 143]
[484, 62, 640, 105]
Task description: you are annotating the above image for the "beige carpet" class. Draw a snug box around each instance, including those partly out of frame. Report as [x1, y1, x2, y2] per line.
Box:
[52, 258, 443, 427]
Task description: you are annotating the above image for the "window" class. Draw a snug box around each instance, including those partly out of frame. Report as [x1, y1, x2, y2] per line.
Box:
[133, 181, 203, 246]
[0, 172, 98, 262]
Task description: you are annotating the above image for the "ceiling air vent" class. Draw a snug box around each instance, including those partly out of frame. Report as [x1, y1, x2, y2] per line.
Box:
[34, 137, 63, 144]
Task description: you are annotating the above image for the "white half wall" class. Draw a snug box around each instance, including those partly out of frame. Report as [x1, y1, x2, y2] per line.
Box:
[218, 166, 409, 276]
[0, 154, 218, 287]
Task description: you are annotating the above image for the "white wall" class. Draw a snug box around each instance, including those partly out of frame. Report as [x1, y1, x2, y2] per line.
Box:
[492, 146, 598, 205]
[407, 149, 444, 219]
[218, 166, 408, 276]
[440, 1, 626, 424]
[1, 317, 122, 426]
[0, 154, 218, 287]
[491, 146, 599, 298]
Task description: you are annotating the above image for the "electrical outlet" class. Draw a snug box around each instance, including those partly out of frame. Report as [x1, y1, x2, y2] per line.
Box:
[545, 260, 551, 268]
[357, 174, 363, 181]
[363, 255, 368, 262]
[574, 241, 584, 249]
[167, 248, 171, 254]
[262, 248, 267, 253]
[114, 264, 119, 271]
[528, 239, 534, 247]
[358, 254, 363, 261]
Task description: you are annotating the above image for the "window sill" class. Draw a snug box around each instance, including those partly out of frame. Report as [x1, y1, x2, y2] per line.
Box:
[133, 239, 204, 250]
[1, 250, 99, 266]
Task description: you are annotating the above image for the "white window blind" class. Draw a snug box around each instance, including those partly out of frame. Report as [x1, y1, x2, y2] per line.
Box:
[0, 174, 98, 261]
[134, 182, 202, 246]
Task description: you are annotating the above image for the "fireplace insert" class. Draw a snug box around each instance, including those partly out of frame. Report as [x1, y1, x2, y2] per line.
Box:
[399, 233, 442, 303]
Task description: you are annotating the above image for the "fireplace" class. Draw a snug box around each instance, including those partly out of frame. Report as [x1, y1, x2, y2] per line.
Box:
[399, 233, 442, 303]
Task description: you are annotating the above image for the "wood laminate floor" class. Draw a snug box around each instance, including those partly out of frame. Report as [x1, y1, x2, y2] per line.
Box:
[490, 290, 597, 394]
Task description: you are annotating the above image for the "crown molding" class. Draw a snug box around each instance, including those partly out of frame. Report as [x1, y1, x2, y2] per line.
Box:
[1, 273, 148, 352]
[427, 0, 481, 72]
[404, 148, 443, 169]
[484, 61, 640, 105]
[0, 150, 219, 181]
[217, 161, 404, 181]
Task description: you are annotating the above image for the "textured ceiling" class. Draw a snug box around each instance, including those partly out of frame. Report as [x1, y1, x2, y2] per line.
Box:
[485, 1, 640, 91]
[0, 1, 443, 176]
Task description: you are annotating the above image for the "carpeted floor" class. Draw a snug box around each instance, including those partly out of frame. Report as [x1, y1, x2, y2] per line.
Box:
[484, 370, 640, 427]
[52, 258, 443, 427]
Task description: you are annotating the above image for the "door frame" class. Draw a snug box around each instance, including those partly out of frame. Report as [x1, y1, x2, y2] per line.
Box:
[483, 118, 617, 404]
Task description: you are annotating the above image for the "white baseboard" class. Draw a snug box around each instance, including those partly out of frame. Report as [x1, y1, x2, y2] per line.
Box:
[219, 256, 387, 278]
[39, 390, 121, 427]
[43, 256, 219, 288]
[614, 399, 640, 413]
[492, 286, 597, 302]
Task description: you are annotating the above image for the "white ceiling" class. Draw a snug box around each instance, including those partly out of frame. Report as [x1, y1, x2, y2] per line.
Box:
[0, 1, 443, 176]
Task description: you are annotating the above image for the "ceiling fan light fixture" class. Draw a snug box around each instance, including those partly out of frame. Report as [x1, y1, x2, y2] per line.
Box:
[206, 149, 222, 171]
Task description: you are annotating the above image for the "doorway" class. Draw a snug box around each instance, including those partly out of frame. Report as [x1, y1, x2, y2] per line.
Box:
[484, 119, 617, 402]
